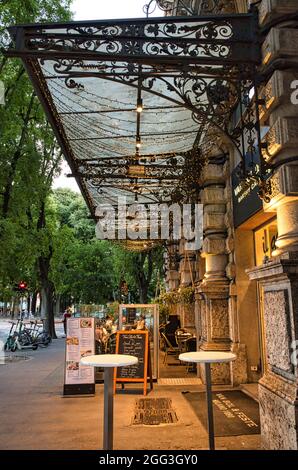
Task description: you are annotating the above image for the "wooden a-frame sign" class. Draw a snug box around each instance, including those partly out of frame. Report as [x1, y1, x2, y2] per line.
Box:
[114, 330, 153, 396]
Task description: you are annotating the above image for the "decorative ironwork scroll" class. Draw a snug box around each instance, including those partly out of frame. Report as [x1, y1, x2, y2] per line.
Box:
[13, 14, 260, 65]
[143, 0, 236, 17]
[74, 147, 204, 205]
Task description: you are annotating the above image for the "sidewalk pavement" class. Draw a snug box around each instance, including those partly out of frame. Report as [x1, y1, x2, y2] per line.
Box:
[0, 339, 260, 450]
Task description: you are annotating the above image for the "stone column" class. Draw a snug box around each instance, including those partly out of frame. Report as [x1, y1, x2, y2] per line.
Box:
[196, 156, 232, 384]
[178, 239, 196, 333]
[274, 197, 298, 255]
[165, 241, 180, 291]
[179, 239, 196, 287]
[247, 165, 298, 449]
[225, 157, 249, 385]
[247, 252, 298, 449]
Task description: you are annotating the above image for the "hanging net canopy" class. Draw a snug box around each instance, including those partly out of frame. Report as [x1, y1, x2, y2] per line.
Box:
[5, 10, 261, 249]
[42, 67, 203, 207]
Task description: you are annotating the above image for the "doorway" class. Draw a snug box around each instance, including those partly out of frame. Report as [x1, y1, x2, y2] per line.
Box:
[253, 218, 278, 375]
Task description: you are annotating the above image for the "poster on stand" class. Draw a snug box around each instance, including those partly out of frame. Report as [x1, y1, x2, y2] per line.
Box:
[63, 317, 95, 396]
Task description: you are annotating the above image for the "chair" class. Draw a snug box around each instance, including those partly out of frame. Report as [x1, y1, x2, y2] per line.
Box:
[161, 332, 180, 365]
[184, 337, 197, 372]
[106, 332, 117, 354]
[175, 329, 192, 354]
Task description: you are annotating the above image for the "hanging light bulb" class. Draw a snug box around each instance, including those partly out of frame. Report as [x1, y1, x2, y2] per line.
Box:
[136, 98, 143, 113]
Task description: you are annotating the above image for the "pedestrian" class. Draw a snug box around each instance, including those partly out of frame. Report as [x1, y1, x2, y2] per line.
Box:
[62, 307, 72, 335]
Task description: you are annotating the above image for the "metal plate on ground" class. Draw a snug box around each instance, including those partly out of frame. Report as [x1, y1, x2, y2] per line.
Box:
[132, 397, 178, 425]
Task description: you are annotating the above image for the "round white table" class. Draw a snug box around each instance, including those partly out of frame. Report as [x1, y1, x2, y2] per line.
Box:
[179, 351, 236, 450]
[80, 354, 138, 450]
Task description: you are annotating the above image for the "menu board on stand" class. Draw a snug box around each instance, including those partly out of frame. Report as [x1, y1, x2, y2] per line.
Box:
[63, 317, 95, 396]
[114, 330, 153, 396]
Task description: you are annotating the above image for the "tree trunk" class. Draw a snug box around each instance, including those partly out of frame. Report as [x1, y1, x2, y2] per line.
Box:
[13, 297, 19, 318]
[31, 291, 37, 316]
[10, 297, 15, 318]
[139, 282, 148, 303]
[40, 283, 56, 338]
[37, 201, 56, 338]
[2, 92, 35, 219]
[54, 294, 61, 317]
[27, 295, 31, 315]
[136, 251, 154, 303]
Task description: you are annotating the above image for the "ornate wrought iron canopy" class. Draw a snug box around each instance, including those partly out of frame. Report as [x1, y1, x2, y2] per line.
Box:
[4, 8, 264, 246]
[143, 0, 236, 17]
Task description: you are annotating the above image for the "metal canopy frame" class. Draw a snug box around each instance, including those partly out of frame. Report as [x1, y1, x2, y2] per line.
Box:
[143, 0, 237, 18]
[4, 8, 265, 244]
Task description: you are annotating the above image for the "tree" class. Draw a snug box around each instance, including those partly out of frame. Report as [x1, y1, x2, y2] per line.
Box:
[50, 189, 165, 306]
[112, 245, 164, 303]
[0, 0, 72, 335]
[49, 190, 116, 306]
[0, 0, 165, 330]
[51, 188, 95, 241]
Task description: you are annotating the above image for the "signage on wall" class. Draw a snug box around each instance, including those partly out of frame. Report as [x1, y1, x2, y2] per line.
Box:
[63, 317, 95, 396]
[232, 151, 263, 228]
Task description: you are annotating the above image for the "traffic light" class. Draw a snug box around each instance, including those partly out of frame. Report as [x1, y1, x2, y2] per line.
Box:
[13, 281, 28, 293]
[18, 281, 27, 291]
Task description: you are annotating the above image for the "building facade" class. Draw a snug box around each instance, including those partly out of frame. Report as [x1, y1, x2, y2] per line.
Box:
[165, 0, 298, 450]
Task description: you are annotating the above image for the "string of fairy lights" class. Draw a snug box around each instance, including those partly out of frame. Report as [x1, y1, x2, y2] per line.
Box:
[45, 74, 198, 159]
[49, 75, 195, 130]
[41, 62, 203, 237]
[43, 69, 191, 119]
[46, 81, 196, 151]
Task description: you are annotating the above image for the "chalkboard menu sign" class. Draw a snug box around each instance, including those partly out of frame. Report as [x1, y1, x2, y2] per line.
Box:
[114, 330, 152, 396]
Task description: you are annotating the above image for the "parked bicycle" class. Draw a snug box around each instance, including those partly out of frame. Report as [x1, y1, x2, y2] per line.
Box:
[27, 320, 52, 347]
[3, 321, 18, 351]
[4, 319, 38, 352]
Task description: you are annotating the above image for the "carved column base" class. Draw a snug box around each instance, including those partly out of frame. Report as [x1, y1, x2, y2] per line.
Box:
[197, 281, 232, 384]
[199, 361, 231, 385]
[230, 343, 248, 386]
[247, 255, 298, 449]
[258, 373, 298, 449]
[179, 302, 196, 335]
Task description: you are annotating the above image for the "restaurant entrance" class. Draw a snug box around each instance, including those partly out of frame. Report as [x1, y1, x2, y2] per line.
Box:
[118, 304, 198, 382]
[159, 316, 198, 382]
[253, 218, 278, 375]
[235, 215, 277, 385]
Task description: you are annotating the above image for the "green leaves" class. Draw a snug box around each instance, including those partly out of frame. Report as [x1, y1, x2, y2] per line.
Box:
[0, 1, 165, 306]
[0, 0, 72, 297]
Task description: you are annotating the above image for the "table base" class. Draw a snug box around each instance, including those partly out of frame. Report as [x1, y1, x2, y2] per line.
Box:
[205, 363, 215, 450]
[103, 368, 114, 450]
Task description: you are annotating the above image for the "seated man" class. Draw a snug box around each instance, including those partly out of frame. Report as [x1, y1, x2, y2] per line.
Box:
[133, 314, 146, 330]
[164, 314, 181, 346]
[95, 323, 108, 353]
